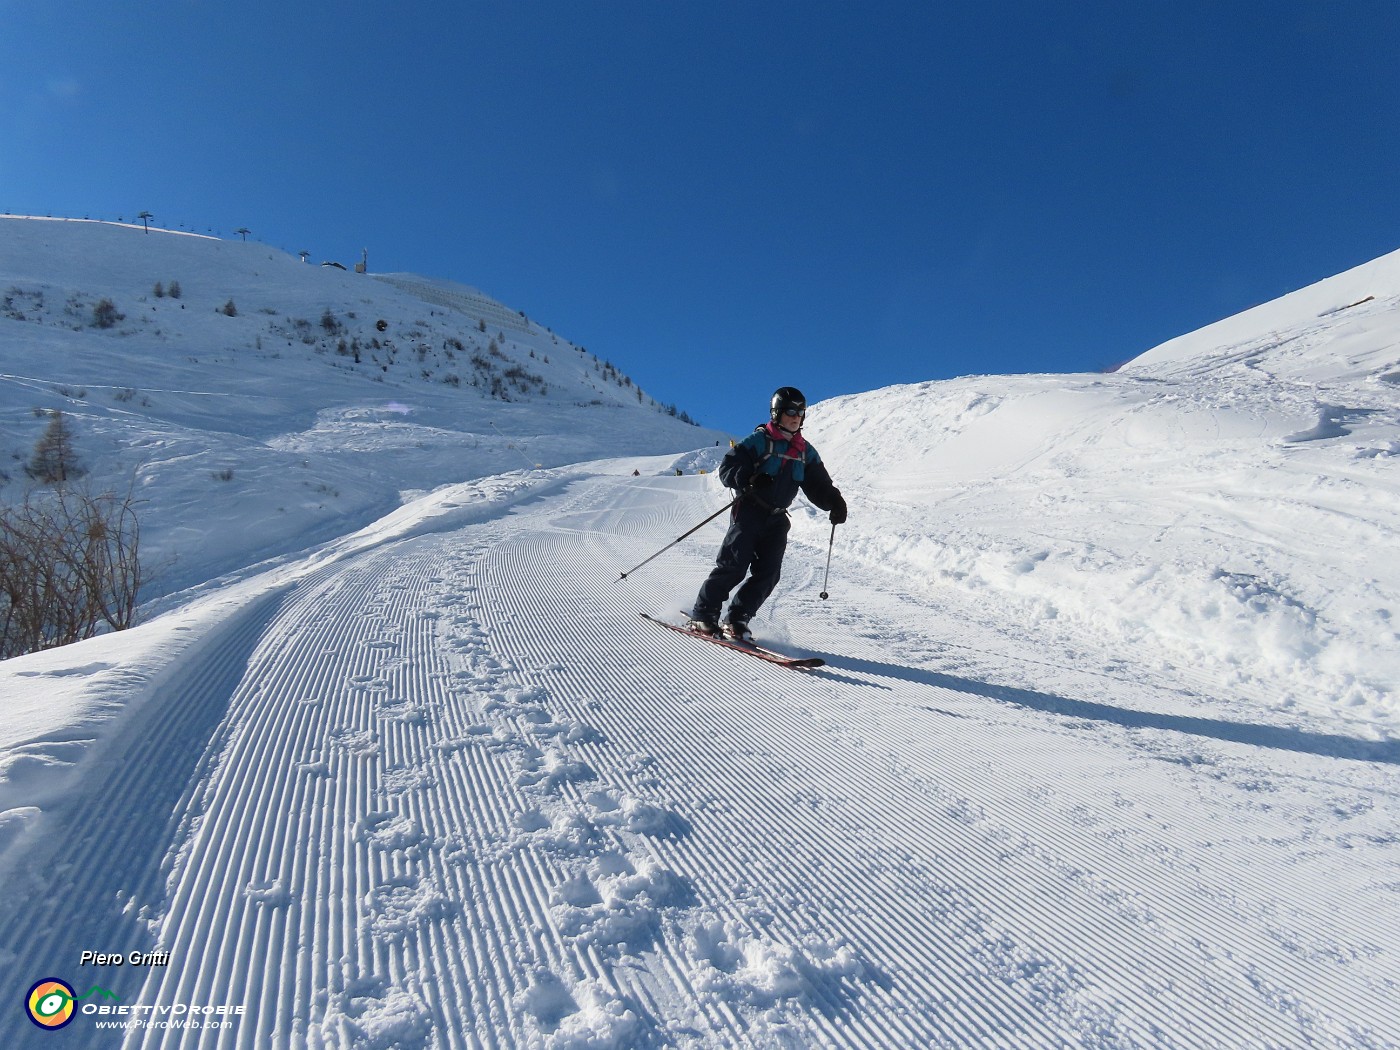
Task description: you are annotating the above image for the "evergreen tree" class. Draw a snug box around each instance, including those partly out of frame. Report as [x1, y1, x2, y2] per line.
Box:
[26, 411, 85, 484]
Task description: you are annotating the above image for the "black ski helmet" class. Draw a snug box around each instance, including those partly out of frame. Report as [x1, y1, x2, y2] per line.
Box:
[770, 386, 807, 424]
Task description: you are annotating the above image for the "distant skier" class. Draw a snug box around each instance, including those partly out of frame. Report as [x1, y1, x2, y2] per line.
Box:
[688, 387, 847, 641]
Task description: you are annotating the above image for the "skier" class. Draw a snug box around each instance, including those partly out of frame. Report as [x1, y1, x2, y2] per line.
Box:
[688, 387, 847, 641]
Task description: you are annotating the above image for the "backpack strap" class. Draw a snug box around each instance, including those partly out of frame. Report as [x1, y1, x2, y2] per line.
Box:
[750, 426, 806, 481]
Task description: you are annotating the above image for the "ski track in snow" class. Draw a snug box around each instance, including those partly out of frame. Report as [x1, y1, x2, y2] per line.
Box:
[3, 470, 1399, 1049]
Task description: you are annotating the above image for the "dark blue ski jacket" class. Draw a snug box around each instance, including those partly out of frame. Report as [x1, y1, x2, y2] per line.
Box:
[719, 424, 844, 517]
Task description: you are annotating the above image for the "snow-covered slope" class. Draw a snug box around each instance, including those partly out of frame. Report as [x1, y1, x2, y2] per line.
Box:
[0, 217, 723, 597]
[1, 220, 1398, 1048]
[814, 249, 1400, 729]
[3, 457, 1397, 1049]
[1129, 244, 1400, 385]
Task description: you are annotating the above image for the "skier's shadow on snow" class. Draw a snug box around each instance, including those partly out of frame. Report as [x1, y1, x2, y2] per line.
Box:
[819, 654, 1400, 767]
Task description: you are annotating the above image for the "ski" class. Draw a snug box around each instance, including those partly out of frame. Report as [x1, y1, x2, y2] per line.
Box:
[640, 613, 825, 669]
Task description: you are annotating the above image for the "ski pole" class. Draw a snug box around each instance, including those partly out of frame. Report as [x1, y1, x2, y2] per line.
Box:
[488, 420, 539, 471]
[616, 498, 737, 582]
[819, 522, 836, 600]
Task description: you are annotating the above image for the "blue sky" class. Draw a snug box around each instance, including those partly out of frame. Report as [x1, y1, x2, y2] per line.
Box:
[5, 1, 1400, 435]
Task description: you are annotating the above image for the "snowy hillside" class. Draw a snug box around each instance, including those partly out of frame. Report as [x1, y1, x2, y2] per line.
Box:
[0, 217, 723, 597]
[816, 252, 1400, 730]
[1, 220, 1398, 1048]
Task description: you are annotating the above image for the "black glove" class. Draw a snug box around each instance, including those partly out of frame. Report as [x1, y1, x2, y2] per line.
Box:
[748, 471, 774, 491]
[828, 494, 848, 525]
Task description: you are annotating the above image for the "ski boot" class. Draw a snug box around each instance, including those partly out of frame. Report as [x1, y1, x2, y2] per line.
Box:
[722, 618, 754, 643]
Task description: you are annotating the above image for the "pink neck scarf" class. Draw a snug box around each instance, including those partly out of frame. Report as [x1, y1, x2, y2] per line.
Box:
[764, 421, 807, 458]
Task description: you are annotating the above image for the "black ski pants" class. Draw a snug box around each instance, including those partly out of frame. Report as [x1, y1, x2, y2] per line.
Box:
[693, 501, 790, 623]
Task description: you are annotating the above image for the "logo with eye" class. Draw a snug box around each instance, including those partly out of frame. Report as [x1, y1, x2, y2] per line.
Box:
[26, 978, 77, 1030]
